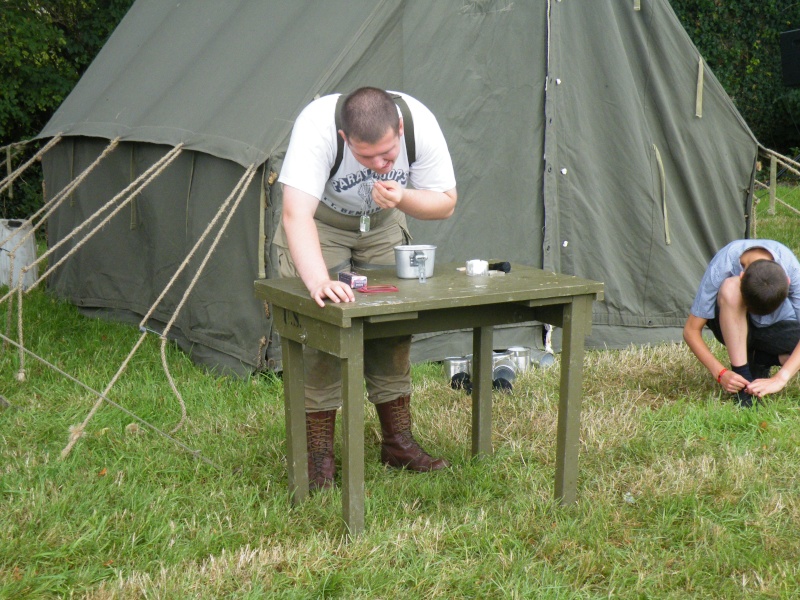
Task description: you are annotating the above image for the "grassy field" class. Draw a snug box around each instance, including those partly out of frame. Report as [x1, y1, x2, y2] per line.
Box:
[2, 185, 800, 598]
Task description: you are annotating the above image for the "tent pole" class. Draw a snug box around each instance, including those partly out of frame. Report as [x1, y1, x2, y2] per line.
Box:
[258, 165, 267, 280]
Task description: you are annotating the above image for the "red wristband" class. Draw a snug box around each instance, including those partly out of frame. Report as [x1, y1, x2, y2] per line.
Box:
[717, 368, 727, 383]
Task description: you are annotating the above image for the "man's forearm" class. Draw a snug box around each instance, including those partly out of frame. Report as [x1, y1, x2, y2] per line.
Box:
[284, 216, 329, 292]
[397, 188, 457, 220]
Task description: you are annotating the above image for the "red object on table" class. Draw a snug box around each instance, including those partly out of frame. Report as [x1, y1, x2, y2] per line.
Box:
[357, 285, 399, 293]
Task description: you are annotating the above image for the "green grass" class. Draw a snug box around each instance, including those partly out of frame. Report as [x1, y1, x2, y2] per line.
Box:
[3, 190, 800, 598]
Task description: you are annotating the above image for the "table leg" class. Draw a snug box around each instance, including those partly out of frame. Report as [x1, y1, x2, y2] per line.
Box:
[471, 326, 494, 456]
[340, 322, 365, 537]
[282, 336, 308, 504]
[554, 294, 593, 505]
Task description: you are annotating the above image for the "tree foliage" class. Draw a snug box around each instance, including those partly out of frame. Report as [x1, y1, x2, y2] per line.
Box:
[0, 0, 134, 146]
[0, 0, 134, 217]
[669, 0, 800, 152]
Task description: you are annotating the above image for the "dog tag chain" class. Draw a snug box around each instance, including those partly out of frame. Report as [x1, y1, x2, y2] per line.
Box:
[359, 175, 376, 233]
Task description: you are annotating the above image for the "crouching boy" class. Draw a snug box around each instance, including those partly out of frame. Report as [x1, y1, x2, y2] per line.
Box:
[683, 240, 800, 407]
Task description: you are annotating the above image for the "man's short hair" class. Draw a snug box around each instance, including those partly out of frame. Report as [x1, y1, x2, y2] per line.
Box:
[340, 87, 400, 143]
[741, 259, 789, 315]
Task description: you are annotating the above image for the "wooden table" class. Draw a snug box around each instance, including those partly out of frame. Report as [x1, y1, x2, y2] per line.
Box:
[254, 263, 603, 535]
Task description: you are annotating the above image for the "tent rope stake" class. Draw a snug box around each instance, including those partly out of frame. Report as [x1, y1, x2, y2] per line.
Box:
[60, 331, 150, 459]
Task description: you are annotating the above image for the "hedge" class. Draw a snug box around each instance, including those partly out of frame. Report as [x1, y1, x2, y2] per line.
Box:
[670, 0, 800, 153]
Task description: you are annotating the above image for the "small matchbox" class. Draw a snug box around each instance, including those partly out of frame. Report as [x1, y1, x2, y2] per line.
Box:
[338, 271, 368, 289]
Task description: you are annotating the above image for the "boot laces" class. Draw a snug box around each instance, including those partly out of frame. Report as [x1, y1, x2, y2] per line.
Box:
[307, 417, 333, 455]
[391, 404, 420, 448]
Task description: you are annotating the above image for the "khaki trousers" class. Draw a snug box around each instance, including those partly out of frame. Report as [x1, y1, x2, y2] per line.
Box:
[274, 210, 413, 411]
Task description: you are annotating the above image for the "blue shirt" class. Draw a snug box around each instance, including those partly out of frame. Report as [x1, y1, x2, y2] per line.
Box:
[690, 239, 800, 326]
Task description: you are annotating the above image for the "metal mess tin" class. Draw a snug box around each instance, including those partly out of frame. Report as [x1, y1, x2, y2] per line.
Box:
[394, 244, 436, 281]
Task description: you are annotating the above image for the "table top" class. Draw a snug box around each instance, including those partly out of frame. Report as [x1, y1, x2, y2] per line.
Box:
[255, 263, 603, 328]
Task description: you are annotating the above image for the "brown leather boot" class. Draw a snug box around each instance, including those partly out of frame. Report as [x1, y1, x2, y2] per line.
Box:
[375, 395, 450, 472]
[306, 410, 336, 491]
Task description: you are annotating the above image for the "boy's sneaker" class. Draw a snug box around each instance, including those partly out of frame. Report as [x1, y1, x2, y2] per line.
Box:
[735, 390, 754, 409]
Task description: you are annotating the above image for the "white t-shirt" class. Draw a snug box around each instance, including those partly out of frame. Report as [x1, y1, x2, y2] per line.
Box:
[278, 92, 456, 216]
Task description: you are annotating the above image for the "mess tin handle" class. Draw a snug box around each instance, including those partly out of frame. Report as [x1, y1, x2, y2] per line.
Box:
[413, 252, 427, 283]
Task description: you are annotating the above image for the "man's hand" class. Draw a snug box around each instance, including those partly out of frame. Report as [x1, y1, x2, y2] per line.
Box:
[282, 185, 357, 308]
[372, 180, 403, 209]
[309, 279, 354, 308]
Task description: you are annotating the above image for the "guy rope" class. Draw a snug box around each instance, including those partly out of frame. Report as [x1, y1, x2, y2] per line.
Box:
[3, 143, 185, 381]
[1, 138, 258, 468]
[2, 137, 122, 357]
[59, 161, 258, 459]
[0, 135, 62, 197]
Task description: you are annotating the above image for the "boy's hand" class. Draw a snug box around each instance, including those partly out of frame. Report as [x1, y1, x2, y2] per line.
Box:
[746, 373, 789, 398]
[719, 369, 750, 394]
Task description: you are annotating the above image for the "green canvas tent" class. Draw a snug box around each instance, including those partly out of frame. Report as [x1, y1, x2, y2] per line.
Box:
[37, 0, 759, 375]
